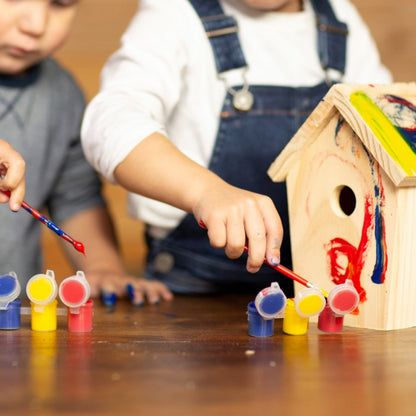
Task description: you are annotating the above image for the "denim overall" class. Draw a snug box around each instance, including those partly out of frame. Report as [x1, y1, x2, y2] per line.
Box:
[145, 0, 347, 295]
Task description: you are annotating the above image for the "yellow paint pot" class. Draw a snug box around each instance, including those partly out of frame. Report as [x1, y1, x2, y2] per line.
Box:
[294, 286, 326, 318]
[283, 299, 309, 335]
[30, 300, 57, 332]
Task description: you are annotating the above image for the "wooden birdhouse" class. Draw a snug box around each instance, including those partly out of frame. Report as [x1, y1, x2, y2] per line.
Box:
[268, 83, 416, 330]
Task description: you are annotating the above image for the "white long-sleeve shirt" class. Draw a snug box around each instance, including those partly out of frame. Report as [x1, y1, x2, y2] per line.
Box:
[81, 0, 392, 234]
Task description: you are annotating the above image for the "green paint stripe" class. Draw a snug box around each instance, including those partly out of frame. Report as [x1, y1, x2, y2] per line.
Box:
[350, 91, 416, 176]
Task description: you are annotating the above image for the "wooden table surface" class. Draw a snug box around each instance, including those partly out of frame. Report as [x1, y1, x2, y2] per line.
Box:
[1, 294, 415, 416]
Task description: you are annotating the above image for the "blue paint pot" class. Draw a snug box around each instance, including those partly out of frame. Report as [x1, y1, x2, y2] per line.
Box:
[247, 301, 274, 337]
[254, 282, 287, 319]
[0, 298, 21, 330]
[0, 272, 21, 309]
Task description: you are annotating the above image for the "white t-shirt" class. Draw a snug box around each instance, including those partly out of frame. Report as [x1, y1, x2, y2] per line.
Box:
[81, 0, 392, 234]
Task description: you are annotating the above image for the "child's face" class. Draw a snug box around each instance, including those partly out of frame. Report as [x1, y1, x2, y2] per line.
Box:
[239, 0, 302, 12]
[0, 0, 80, 76]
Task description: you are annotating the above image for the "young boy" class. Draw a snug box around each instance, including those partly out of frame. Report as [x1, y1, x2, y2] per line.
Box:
[0, 0, 172, 305]
[81, 0, 392, 295]
[0, 139, 25, 210]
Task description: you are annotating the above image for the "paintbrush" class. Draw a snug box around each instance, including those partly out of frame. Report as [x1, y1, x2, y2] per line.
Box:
[243, 246, 328, 297]
[198, 220, 327, 297]
[1, 190, 85, 256]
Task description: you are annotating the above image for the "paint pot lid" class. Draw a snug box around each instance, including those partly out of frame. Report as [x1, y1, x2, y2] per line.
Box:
[59, 271, 90, 309]
[328, 279, 360, 316]
[26, 270, 57, 305]
[254, 282, 287, 319]
[0, 271, 21, 309]
[294, 286, 326, 318]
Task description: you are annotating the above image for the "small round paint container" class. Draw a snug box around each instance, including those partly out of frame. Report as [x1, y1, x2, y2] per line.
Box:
[247, 301, 274, 337]
[283, 298, 309, 335]
[0, 299, 21, 330]
[59, 271, 90, 311]
[254, 282, 287, 320]
[318, 302, 344, 333]
[30, 299, 58, 331]
[0, 272, 21, 329]
[294, 286, 326, 318]
[327, 279, 360, 316]
[67, 299, 94, 332]
[0, 272, 21, 310]
[27, 270, 58, 331]
[26, 270, 58, 306]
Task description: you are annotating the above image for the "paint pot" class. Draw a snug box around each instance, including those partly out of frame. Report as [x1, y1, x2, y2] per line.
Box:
[254, 282, 287, 320]
[283, 298, 309, 335]
[26, 270, 57, 306]
[59, 271, 90, 311]
[294, 286, 326, 318]
[30, 299, 58, 331]
[327, 279, 360, 316]
[0, 271, 21, 309]
[0, 272, 21, 329]
[318, 302, 344, 333]
[0, 299, 21, 330]
[247, 301, 274, 337]
[67, 299, 93, 332]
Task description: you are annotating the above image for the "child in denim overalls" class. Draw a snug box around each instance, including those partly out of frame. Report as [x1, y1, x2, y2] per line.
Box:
[82, 0, 391, 296]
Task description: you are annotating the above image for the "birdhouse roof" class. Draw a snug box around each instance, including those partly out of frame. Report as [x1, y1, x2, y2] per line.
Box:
[268, 83, 416, 187]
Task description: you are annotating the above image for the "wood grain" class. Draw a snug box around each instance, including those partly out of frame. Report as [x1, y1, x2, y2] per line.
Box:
[1, 294, 416, 415]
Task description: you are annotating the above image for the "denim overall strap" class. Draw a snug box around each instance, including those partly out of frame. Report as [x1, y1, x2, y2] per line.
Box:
[189, 0, 348, 78]
[188, 0, 247, 73]
[310, 0, 348, 75]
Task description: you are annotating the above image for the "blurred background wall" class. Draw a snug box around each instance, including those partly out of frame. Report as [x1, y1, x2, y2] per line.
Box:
[44, 0, 416, 277]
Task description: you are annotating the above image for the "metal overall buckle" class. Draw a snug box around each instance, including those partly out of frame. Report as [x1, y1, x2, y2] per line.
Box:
[220, 67, 254, 112]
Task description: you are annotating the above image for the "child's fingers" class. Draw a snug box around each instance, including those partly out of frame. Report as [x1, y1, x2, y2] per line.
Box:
[89, 274, 124, 304]
[0, 155, 25, 210]
[8, 185, 25, 211]
[205, 216, 227, 249]
[96, 279, 121, 306]
[127, 280, 173, 305]
[97, 284, 117, 306]
[262, 200, 283, 266]
[224, 213, 246, 259]
[101, 290, 117, 307]
[142, 281, 174, 303]
[154, 282, 174, 301]
[0, 187, 24, 211]
[126, 284, 145, 306]
[244, 204, 267, 273]
[142, 286, 160, 305]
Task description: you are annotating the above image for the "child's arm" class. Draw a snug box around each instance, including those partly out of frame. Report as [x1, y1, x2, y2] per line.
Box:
[59, 205, 173, 304]
[0, 140, 25, 210]
[114, 132, 283, 272]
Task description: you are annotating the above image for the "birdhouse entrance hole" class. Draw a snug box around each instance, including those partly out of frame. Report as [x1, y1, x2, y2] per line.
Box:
[332, 185, 356, 217]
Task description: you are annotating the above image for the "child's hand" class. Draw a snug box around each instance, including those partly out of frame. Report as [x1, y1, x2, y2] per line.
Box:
[194, 182, 283, 273]
[0, 140, 26, 210]
[112, 133, 283, 273]
[86, 270, 174, 306]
